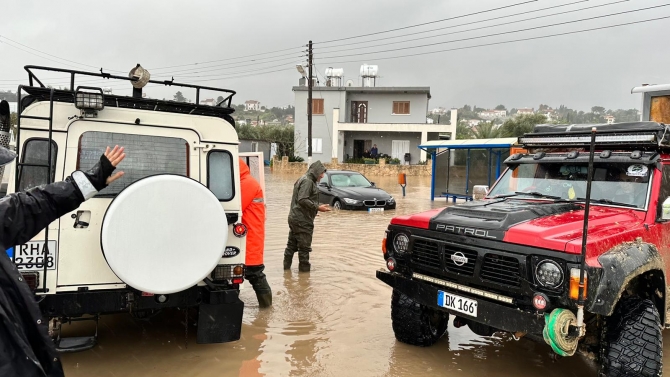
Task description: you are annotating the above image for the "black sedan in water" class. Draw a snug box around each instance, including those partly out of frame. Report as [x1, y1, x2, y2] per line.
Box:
[318, 170, 396, 211]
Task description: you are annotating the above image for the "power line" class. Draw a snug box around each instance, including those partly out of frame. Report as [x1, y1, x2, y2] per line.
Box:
[316, 0, 629, 55]
[160, 55, 304, 77]
[314, 0, 592, 51]
[318, 3, 670, 60]
[319, 15, 670, 66]
[315, 0, 538, 45]
[0, 35, 123, 73]
[150, 47, 305, 72]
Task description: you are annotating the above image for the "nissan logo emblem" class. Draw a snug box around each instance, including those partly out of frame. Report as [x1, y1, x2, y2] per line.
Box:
[451, 252, 468, 266]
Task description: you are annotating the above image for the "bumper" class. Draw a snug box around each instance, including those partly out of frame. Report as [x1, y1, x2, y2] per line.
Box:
[376, 269, 545, 335]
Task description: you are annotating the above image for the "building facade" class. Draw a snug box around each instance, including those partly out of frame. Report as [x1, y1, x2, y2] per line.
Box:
[293, 86, 455, 164]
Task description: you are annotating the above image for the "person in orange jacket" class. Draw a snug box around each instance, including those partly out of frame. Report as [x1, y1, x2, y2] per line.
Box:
[239, 158, 272, 308]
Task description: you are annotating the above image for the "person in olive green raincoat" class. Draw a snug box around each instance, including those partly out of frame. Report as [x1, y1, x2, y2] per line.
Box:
[284, 160, 330, 272]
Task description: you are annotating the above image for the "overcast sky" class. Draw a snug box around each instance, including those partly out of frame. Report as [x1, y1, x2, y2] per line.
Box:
[1, 0, 668, 112]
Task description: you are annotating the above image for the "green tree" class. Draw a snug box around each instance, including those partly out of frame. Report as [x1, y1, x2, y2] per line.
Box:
[216, 96, 224, 104]
[471, 121, 501, 139]
[499, 114, 548, 137]
[456, 121, 473, 139]
[495, 104, 506, 110]
[173, 91, 187, 102]
[591, 106, 605, 115]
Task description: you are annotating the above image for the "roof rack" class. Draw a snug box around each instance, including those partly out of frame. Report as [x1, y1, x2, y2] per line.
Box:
[519, 121, 670, 150]
[20, 65, 237, 122]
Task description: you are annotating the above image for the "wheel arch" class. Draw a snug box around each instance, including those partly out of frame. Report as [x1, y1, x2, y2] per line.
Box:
[588, 242, 666, 324]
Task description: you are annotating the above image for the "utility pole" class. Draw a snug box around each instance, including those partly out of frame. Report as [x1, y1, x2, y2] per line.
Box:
[307, 40, 313, 166]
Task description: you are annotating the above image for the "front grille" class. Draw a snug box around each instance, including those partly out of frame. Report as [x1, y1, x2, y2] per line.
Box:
[444, 246, 477, 276]
[481, 253, 521, 287]
[364, 200, 386, 207]
[411, 239, 441, 270]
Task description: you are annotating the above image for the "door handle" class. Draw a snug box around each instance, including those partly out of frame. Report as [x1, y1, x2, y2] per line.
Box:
[72, 210, 91, 228]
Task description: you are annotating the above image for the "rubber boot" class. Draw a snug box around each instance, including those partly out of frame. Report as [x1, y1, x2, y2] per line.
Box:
[298, 262, 311, 272]
[283, 256, 292, 270]
[256, 292, 273, 308]
[298, 251, 310, 272]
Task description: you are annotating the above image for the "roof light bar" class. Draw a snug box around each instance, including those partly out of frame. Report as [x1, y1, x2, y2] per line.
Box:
[520, 134, 656, 147]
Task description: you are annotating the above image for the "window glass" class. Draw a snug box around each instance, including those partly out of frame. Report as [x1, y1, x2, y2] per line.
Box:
[208, 151, 234, 201]
[319, 173, 329, 186]
[330, 173, 372, 188]
[488, 162, 651, 209]
[18, 139, 57, 191]
[78, 132, 188, 196]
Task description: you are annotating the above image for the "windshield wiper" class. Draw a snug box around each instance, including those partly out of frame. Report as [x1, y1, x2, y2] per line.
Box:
[514, 191, 562, 200]
[576, 197, 638, 208]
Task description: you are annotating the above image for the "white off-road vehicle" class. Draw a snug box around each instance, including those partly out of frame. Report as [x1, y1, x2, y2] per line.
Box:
[4, 64, 253, 351]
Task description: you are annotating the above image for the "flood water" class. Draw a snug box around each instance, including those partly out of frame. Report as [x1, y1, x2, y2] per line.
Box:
[59, 171, 669, 376]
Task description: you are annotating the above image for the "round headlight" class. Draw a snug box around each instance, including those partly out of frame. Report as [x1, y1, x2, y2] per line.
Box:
[393, 233, 410, 253]
[535, 260, 564, 288]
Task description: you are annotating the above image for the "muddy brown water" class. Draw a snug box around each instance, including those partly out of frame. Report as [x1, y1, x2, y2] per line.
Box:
[59, 172, 669, 376]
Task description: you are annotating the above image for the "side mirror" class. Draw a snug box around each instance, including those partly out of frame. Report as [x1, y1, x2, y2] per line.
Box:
[319, 182, 329, 188]
[370, 181, 376, 187]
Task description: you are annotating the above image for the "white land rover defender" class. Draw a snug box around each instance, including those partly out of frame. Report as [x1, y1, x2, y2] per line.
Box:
[4, 64, 250, 352]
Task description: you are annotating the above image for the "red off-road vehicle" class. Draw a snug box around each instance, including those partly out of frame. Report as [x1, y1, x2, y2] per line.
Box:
[378, 121, 670, 376]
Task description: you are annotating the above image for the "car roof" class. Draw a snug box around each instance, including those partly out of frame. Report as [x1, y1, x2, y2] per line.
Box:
[327, 170, 364, 174]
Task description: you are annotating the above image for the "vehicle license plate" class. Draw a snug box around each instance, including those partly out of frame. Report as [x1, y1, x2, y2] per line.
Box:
[11, 241, 57, 271]
[438, 290, 478, 317]
[368, 208, 384, 213]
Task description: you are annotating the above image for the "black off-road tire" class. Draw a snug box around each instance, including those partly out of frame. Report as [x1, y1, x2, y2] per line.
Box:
[391, 289, 449, 347]
[601, 296, 663, 377]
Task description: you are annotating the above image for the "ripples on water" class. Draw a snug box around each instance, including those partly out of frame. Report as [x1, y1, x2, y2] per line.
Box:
[60, 170, 663, 376]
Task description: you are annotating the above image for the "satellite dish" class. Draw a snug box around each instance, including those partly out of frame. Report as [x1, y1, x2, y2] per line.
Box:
[346, 79, 354, 87]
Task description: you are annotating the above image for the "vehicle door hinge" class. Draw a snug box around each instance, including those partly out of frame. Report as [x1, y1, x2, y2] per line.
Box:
[192, 143, 217, 152]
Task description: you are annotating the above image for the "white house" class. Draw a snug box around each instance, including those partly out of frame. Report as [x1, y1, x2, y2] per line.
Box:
[604, 115, 616, 124]
[245, 100, 261, 111]
[200, 98, 216, 106]
[516, 108, 534, 116]
[293, 85, 455, 164]
[478, 109, 507, 120]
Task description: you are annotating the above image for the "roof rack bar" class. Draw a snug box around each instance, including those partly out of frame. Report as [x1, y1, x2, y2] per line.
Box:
[24, 65, 237, 98]
[20, 115, 52, 121]
[16, 163, 52, 168]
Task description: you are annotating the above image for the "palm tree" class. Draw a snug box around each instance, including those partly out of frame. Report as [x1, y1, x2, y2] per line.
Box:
[471, 121, 501, 139]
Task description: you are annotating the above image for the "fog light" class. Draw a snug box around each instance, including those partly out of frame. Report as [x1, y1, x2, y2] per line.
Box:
[387, 257, 396, 271]
[75, 86, 105, 110]
[535, 260, 564, 288]
[233, 265, 244, 276]
[532, 292, 549, 311]
[156, 294, 168, 303]
[569, 268, 588, 300]
[233, 223, 247, 237]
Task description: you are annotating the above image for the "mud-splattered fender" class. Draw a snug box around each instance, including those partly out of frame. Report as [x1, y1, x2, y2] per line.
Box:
[588, 241, 665, 320]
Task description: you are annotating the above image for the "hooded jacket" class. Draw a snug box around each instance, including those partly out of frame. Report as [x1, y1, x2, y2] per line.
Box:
[287, 160, 326, 230]
[239, 159, 265, 266]
[0, 154, 115, 377]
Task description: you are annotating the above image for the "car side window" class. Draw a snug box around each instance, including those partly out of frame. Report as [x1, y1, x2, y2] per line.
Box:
[18, 138, 57, 191]
[656, 164, 670, 221]
[208, 150, 235, 201]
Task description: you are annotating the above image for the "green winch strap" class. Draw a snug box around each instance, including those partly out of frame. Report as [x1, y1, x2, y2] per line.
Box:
[542, 309, 578, 357]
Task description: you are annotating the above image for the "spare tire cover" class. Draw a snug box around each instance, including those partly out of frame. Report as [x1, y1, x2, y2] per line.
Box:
[101, 175, 227, 294]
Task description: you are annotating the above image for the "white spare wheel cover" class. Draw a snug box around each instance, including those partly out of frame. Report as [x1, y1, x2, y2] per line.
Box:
[101, 175, 227, 294]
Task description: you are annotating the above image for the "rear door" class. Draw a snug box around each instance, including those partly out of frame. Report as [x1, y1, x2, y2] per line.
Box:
[57, 121, 200, 289]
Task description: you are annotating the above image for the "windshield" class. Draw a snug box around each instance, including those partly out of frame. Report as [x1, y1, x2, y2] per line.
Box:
[330, 173, 372, 188]
[487, 162, 652, 209]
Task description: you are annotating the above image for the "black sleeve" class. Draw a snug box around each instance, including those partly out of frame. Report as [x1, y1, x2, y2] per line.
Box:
[0, 178, 84, 248]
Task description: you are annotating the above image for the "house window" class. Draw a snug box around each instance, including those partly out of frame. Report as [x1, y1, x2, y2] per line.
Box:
[78, 132, 189, 196]
[312, 99, 324, 115]
[306, 138, 323, 154]
[18, 138, 57, 191]
[393, 101, 410, 115]
[208, 150, 235, 201]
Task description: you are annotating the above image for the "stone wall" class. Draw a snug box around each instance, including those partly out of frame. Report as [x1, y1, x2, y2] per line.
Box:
[272, 156, 432, 176]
